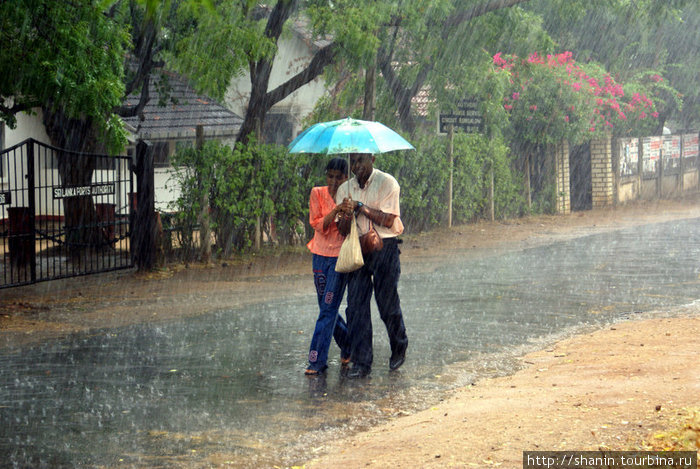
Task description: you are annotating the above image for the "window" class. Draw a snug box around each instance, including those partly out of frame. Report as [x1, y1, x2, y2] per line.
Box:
[263, 114, 293, 145]
[153, 141, 172, 167]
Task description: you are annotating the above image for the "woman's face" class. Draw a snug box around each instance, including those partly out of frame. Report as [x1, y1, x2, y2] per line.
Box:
[326, 168, 347, 197]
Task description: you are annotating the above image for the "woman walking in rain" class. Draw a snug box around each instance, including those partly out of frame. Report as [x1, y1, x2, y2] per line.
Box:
[304, 157, 352, 375]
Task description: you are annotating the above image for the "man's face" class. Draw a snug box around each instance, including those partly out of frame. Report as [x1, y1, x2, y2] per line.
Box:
[350, 153, 374, 182]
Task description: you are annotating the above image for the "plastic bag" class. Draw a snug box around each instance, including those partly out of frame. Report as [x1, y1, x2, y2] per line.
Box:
[335, 213, 364, 273]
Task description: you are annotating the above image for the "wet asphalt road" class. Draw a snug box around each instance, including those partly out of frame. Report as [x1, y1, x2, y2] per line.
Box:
[2, 217, 699, 467]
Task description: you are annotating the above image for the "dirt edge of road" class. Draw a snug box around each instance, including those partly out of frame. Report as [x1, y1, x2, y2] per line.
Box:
[303, 312, 700, 468]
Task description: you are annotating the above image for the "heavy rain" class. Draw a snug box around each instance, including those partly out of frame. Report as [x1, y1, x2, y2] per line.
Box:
[2, 1, 700, 468]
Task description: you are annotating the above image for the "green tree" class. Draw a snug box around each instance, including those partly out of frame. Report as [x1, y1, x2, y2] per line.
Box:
[1, 0, 134, 252]
[0, 0, 130, 149]
[0, 0, 202, 254]
[171, 0, 387, 144]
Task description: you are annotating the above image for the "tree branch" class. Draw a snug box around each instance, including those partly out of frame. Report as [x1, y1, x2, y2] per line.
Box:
[443, 0, 531, 39]
[114, 74, 150, 118]
[0, 101, 37, 118]
[264, 43, 337, 109]
[378, 0, 532, 133]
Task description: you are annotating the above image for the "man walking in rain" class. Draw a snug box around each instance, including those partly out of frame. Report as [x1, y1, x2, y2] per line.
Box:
[337, 153, 408, 378]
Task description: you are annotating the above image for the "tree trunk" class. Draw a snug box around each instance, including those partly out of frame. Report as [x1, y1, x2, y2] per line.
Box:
[196, 126, 211, 263]
[42, 106, 103, 258]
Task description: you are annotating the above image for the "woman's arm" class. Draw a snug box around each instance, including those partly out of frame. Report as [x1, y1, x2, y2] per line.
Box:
[322, 204, 342, 231]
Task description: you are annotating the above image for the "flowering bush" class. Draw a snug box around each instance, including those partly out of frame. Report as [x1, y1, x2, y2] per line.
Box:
[492, 51, 665, 144]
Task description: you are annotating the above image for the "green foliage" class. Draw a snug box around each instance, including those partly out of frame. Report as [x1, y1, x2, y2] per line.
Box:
[169, 0, 387, 104]
[527, 0, 698, 129]
[168, 0, 276, 101]
[377, 130, 523, 232]
[169, 138, 311, 257]
[306, 0, 386, 69]
[378, 137, 449, 232]
[493, 51, 681, 145]
[0, 0, 130, 151]
[168, 140, 222, 258]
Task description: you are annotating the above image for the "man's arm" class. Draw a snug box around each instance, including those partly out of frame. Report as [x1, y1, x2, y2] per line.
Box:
[357, 204, 396, 229]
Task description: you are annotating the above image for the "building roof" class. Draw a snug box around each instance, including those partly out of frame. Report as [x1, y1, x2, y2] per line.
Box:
[122, 73, 243, 142]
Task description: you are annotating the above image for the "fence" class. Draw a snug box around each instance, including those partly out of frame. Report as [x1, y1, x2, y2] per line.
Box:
[614, 132, 699, 203]
[1, 139, 135, 288]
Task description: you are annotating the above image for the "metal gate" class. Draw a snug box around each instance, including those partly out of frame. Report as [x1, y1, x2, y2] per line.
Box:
[1, 139, 134, 288]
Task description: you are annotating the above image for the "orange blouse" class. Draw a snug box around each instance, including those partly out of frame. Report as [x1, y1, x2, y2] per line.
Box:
[306, 186, 345, 257]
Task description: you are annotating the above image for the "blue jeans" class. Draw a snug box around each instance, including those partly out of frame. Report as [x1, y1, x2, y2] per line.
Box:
[345, 238, 407, 371]
[308, 254, 350, 372]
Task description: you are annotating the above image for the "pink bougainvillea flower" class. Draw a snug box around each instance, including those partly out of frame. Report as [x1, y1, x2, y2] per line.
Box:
[527, 52, 541, 63]
[493, 52, 506, 66]
[512, 92, 520, 100]
[564, 115, 570, 122]
[504, 104, 513, 111]
[651, 74, 663, 83]
[530, 105, 537, 111]
[651, 111, 659, 118]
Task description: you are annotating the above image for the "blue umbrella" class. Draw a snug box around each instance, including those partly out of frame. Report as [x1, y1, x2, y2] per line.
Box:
[288, 117, 414, 154]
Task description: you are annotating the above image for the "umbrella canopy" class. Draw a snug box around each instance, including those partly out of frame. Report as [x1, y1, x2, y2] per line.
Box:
[288, 117, 414, 154]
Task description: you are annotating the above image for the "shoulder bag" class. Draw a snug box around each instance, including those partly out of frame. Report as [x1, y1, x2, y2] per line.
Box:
[359, 221, 383, 255]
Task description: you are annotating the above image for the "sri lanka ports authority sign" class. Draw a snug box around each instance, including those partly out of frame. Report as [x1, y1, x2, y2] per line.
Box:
[53, 183, 115, 199]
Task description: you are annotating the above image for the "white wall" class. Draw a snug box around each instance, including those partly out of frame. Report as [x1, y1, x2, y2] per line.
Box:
[154, 167, 182, 212]
[4, 109, 51, 148]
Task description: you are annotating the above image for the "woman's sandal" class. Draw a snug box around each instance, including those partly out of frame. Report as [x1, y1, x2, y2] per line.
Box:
[304, 368, 321, 376]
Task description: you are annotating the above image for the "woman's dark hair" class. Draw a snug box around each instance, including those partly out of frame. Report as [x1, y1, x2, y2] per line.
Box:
[325, 157, 348, 175]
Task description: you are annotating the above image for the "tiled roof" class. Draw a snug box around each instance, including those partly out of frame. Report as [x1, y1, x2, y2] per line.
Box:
[122, 73, 243, 141]
[412, 87, 432, 118]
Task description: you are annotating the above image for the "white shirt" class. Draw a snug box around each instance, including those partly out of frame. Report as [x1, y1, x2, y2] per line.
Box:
[335, 168, 404, 238]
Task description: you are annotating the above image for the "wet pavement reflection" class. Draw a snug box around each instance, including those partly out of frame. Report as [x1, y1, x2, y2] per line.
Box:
[2, 218, 699, 467]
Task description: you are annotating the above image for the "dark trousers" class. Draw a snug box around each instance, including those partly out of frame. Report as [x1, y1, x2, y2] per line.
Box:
[346, 238, 407, 370]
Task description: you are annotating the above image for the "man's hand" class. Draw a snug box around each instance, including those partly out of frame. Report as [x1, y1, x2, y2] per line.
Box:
[339, 198, 356, 214]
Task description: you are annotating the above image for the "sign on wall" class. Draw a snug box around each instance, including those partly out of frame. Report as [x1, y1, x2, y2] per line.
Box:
[438, 99, 483, 134]
[642, 136, 662, 177]
[618, 137, 638, 177]
[683, 133, 699, 168]
[663, 135, 681, 173]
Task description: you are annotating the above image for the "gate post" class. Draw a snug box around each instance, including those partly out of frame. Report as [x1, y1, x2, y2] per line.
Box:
[591, 135, 614, 208]
[27, 140, 37, 281]
[554, 141, 570, 214]
[131, 140, 156, 270]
